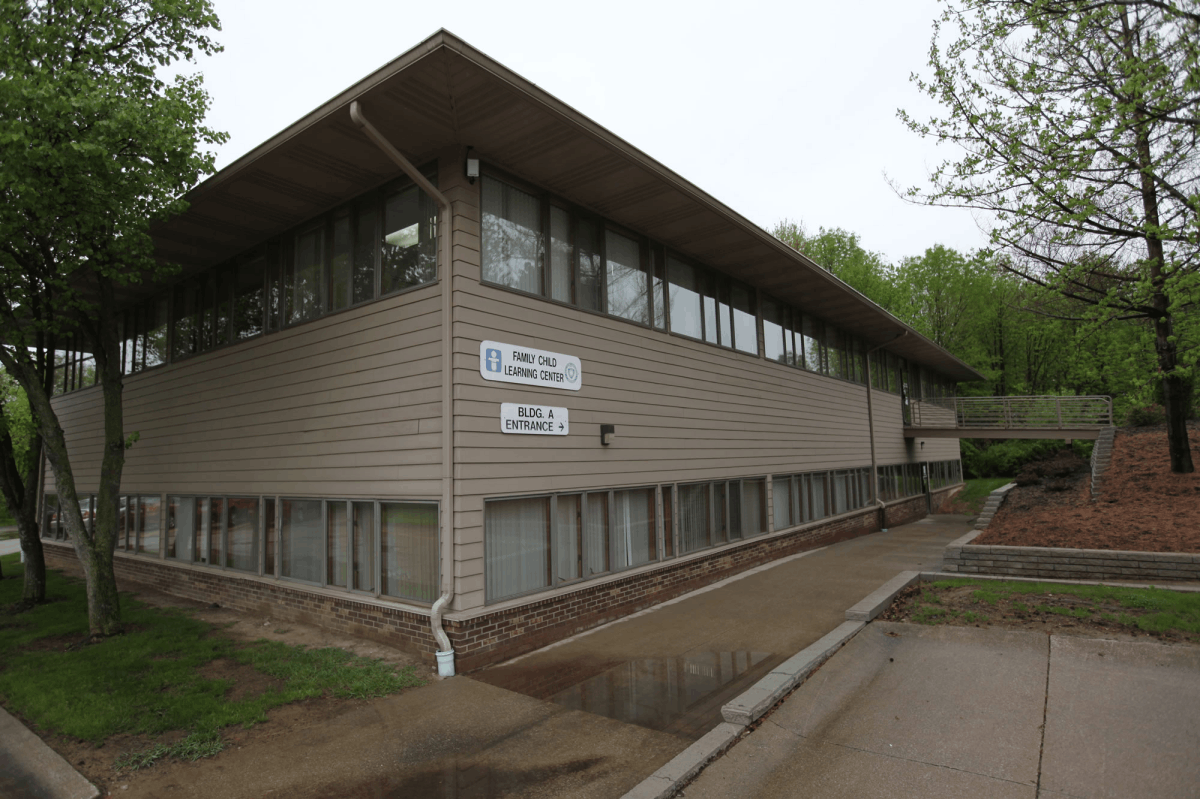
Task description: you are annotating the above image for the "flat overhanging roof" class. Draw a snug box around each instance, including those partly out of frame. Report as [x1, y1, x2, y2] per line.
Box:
[148, 30, 984, 383]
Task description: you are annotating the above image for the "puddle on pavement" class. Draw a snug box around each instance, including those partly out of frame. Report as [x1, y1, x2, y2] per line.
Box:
[548, 650, 777, 739]
[325, 756, 606, 798]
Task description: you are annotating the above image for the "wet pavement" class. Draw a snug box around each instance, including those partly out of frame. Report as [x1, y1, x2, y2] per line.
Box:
[474, 515, 971, 745]
[685, 622, 1200, 799]
[37, 516, 973, 799]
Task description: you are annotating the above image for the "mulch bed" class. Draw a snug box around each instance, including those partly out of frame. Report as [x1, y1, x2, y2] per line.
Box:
[975, 422, 1200, 553]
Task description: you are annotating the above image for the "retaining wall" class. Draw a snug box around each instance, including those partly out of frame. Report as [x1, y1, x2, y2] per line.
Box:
[943, 529, 1200, 582]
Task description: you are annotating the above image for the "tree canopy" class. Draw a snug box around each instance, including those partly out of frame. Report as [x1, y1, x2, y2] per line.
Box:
[0, 0, 225, 634]
[898, 0, 1200, 472]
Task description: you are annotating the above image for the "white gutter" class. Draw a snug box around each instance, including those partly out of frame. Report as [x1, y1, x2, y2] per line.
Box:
[350, 101, 457, 677]
[866, 331, 906, 532]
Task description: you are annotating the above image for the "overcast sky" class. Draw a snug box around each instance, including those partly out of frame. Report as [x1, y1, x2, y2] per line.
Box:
[191, 0, 989, 267]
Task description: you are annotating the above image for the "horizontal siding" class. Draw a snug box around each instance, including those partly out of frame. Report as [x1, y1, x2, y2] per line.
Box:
[49, 285, 444, 499]
[448, 267, 964, 609]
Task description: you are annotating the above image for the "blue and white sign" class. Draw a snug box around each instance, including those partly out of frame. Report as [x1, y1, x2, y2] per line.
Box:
[479, 340, 582, 391]
[500, 403, 569, 435]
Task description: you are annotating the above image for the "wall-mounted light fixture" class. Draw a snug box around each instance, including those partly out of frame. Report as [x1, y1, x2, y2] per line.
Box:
[600, 424, 615, 446]
[465, 146, 479, 184]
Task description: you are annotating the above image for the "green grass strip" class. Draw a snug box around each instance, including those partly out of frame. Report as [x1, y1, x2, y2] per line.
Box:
[925, 577, 1200, 635]
[0, 552, 424, 756]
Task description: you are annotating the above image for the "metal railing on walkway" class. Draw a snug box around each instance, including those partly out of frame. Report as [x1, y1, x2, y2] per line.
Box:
[907, 395, 1113, 431]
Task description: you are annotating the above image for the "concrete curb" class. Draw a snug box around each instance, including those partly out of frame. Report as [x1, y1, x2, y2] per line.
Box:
[720, 620, 865, 726]
[0, 706, 99, 799]
[620, 722, 745, 799]
[622, 570, 920, 799]
[845, 570, 921, 621]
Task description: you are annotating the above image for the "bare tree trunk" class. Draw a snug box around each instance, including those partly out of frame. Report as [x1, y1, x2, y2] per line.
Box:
[0, 423, 47, 605]
[1124, 11, 1195, 474]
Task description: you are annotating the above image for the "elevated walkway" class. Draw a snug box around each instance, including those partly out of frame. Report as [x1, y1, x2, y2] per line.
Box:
[904, 395, 1113, 440]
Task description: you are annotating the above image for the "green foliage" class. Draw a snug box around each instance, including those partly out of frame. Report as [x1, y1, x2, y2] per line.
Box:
[114, 730, 225, 772]
[959, 438, 1073, 479]
[0, 555, 425, 752]
[1124, 404, 1168, 427]
[771, 221, 900, 310]
[900, 0, 1200, 470]
[0, 0, 229, 634]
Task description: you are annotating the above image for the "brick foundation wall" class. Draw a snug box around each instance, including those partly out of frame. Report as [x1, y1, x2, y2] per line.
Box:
[41, 485, 954, 672]
[943, 531, 1200, 582]
[41, 547, 442, 658]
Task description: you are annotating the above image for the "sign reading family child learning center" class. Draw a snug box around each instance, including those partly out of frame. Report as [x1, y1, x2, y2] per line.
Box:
[479, 340, 582, 391]
[500, 403, 569, 436]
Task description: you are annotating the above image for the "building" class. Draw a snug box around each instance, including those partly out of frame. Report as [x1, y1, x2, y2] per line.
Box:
[40, 30, 976, 673]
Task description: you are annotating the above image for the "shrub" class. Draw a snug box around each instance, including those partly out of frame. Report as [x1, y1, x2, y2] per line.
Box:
[960, 438, 1073, 479]
[1123, 404, 1166, 427]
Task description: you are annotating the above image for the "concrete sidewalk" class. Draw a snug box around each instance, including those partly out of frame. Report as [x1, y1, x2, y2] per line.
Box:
[686, 622, 1200, 799]
[0, 517, 971, 798]
[476, 516, 971, 740]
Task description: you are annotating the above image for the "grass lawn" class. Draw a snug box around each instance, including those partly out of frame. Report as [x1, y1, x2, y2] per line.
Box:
[0, 552, 425, 770]
[954, 477, 1014, 514]
[895, 577, 1200, 641]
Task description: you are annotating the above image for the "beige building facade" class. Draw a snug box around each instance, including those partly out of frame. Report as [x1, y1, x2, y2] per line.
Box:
[41, 32, 976, 671]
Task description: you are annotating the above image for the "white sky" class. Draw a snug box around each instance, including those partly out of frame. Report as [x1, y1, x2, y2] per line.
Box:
[191, 0, 989, 267]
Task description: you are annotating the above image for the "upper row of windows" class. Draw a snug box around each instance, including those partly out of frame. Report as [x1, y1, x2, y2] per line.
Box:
[48, 168, 955, 401]
[51, 171, 439, 395]
[479, 174, 956, 398]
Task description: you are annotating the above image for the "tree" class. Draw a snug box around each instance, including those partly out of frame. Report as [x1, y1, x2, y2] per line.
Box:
[771, 220, 900, 309]
[0, 372, 50, 606]
[0, 0, 225, 635]
[900, 0, 1200, 472]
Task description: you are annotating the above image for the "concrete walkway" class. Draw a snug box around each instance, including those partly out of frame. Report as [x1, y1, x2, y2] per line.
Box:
[476, 515, 971, 740]
[1, 517, 971, 798]
[0, 537, 23, 557]
[686, 622, 1200, 799]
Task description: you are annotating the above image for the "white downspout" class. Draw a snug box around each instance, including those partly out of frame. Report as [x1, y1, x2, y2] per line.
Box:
[866, 331, 906, 533]
[350, 101, 457, 677]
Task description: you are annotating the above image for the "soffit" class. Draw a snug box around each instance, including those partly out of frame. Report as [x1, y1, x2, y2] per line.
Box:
[143, 30, 982, 382]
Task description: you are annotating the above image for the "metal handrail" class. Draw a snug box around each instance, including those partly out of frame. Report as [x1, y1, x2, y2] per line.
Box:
[907, 395, 1113, 430]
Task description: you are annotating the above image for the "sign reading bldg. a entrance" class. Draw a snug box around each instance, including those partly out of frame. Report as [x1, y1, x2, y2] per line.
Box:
[479, 340, 582, 391]
[500, 403, 569, 435]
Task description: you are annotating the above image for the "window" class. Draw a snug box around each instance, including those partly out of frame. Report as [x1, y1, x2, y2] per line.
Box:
[327, 501, 349, 588]
[555, 493, 583, 583]
[138, 495, 161, 556]
[167, 496, 194, 561]
[667, 256, 703, 339]
[740, 478, 767, 537]
[482, 177, 543, 295]
[605, 231, 650, 325]
[772, 475, 794, 531]
[612, 488, 656, 570]
[382, 183, 438, 295]
[480, 175, 758, 355]
[677, 482, 710, 554]
[288, 225, 325, 325]
[730, 283, 758, 355]
[380, 501, 439, 602]
[484, 495, 550, 603]
[281, 499, 323, 583]
[762, 298, 790, 365]
[226, 498, 259, 572]
[352, 501, 375, 592]
[801, 316, 824, 373]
